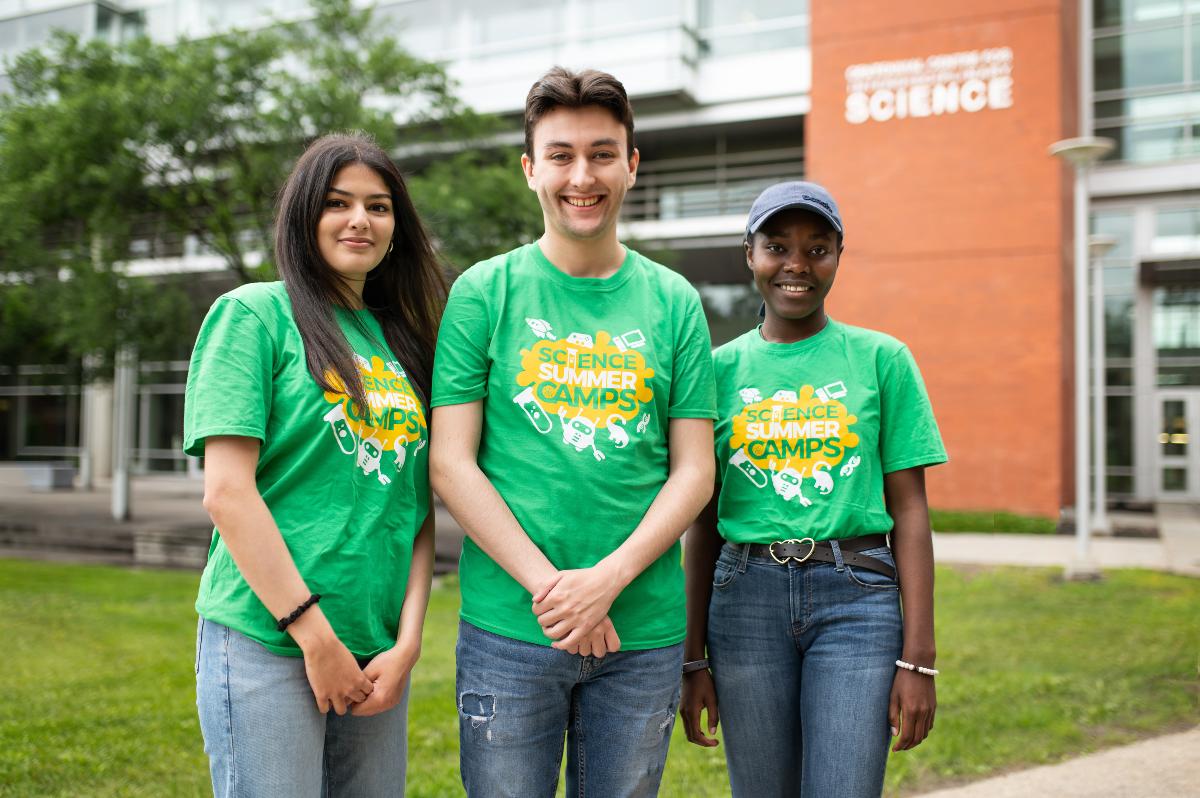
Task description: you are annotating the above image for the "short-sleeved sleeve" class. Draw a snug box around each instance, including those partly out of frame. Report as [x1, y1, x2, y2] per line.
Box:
[667, 290, 718, 419]
[878, 346, 948, 473]
[431, 274, 493, 408]
[183, 297, 275, 456]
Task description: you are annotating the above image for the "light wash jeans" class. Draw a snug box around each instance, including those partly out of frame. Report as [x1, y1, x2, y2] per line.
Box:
[456, 620, 682, 798]
[195, 617, 409, 798]
[707, 541, 903, 798]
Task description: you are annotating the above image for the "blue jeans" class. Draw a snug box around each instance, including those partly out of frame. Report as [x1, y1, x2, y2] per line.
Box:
[707, 541, 903, 798]
[195, 617, 409, 798]
[456, 620, 682, 798]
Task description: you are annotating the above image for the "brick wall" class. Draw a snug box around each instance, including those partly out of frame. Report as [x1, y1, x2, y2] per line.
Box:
[809, 1, 1077, 516]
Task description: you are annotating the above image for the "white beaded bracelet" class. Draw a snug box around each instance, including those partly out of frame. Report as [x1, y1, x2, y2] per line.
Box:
[896, 659, 939, 677]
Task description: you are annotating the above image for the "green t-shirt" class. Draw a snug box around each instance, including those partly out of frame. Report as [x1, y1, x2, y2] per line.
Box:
[183, 281, 430, 658]
[713, 320, 946, 543]
[431, 243, 717, 649]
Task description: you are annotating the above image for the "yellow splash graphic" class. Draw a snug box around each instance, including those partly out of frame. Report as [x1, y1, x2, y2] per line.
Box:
[322, 355, 426, 451]
[516, 331, 654, 426]
[729, 385, 859, 473]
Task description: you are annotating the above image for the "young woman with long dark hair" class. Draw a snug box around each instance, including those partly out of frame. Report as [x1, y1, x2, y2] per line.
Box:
[184, 132, 446, 796]
[680, 181, 945, 797]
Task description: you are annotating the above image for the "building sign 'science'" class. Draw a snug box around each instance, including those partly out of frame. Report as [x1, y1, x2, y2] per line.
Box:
[845, 48, 1014, 124]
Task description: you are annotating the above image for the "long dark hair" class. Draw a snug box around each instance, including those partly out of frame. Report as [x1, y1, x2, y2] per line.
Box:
[274, 132, 447, 412]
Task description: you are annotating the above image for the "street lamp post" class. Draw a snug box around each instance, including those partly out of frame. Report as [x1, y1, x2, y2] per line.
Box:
[1089, 233, 1119, 536]
[1050, 137, 1113, 580]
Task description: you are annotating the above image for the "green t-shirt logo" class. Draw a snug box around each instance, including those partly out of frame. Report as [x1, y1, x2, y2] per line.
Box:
[728, 383, 861, 506]
[514, 326, 656, 462]
[321, 354, 428, 484]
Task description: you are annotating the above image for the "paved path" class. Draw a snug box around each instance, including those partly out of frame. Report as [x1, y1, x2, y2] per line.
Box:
[0, 466, 467, 572]
[911, 727, 1200, 797]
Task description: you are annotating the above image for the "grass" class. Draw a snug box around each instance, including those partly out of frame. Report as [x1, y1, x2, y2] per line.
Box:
[0, 559, 1196, 797]
[930, 508, 1059, 534]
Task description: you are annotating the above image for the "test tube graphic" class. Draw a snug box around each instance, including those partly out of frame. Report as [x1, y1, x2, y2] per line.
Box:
[730, 448, 768, 488]
[513, 387, 553, 434]
[322, 404, 357, 454]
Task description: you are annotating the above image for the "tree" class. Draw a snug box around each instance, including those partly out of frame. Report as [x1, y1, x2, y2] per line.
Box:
[0, 0, 538, 372]
[408, 149, 544, 272]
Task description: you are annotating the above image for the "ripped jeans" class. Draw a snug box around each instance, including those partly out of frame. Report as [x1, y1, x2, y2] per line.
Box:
[456, 620, 682, 798]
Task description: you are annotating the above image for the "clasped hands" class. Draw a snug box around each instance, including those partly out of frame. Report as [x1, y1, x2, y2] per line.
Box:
[301, 634, 418, 717]
[531, 566, 622, 658]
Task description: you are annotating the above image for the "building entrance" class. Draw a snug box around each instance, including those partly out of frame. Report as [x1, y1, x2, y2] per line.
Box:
[1155, 391, 1200, 500]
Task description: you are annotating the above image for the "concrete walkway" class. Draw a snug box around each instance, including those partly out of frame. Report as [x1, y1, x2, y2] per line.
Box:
[0, 466, 468, 572]
[912, 727, 1200, 797]
[931, 510, 1200, 578]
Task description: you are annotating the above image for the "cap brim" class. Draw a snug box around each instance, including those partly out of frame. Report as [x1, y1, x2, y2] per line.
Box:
[747, 202, 843, 237]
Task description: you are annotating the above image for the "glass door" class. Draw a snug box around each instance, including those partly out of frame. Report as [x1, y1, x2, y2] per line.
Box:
[1155, 392, 1200, 499]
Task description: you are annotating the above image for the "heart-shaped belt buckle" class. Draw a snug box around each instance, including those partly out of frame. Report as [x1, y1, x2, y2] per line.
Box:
[769, 537, 816, 564]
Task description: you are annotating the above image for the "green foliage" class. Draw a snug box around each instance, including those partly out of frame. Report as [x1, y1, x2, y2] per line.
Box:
[408, 149, 544, 273]
[1, 559, 1197, 797]
[0, 0, 533, 369]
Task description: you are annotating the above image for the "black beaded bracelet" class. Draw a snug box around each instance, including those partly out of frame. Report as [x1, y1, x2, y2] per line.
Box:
[277, 593, 321, 632]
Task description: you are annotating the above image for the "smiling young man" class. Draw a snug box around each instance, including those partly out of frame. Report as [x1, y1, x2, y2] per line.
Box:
[429, 67, 716, 797]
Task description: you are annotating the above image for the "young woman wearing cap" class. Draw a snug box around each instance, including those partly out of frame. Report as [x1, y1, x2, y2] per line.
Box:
[185, 132, 446, 796]
[679, 181, 946, 796]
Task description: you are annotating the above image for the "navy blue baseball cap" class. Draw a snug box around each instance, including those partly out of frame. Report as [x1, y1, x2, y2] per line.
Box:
[745, 180, 844, 242]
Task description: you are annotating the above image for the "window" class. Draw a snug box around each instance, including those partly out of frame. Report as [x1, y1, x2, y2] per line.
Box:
[1153, 206, 1200, 253]
[1093, 6, 1200, 161]
[1095, 0, 1183, 28]
[698, 0, 808, 57]
[1094, 27, 1185, 91]
[1154, 287, 1200, 356]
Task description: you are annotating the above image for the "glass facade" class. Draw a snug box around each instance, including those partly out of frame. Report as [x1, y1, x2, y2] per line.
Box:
[1094, 201, 1200, 501]
[1091, 209, 1139, 497]
[1094, 1, 1200, 161]
[698, 0, 808, 56]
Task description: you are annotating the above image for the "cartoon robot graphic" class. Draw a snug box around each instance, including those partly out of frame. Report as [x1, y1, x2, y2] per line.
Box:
[769, 459, 812, 506]
[729, 448, 768, 488]
[771, 389, 798, 403]
[357, 435, 392, 485]
[636, 413, 651, 434]
[322, 405, 357, 455]
[557, 408, 605, 461]
[812, 461, 834, 495]
[839, 455, 862, 477]
[566, 332, 594, 347]
[738, 387, 763, 404]
[605, 415, 630, 448]
[525, 318, 556, 340]
[393, 439, 407, 471]
[513, 387, 553, 434]
[384, 360, 406, 378]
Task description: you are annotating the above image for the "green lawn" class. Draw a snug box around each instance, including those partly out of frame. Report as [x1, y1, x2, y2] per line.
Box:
[0, 559, 1196, 797]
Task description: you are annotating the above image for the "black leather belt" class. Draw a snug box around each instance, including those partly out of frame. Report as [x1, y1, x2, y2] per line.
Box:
[742, 533, 895, 579]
